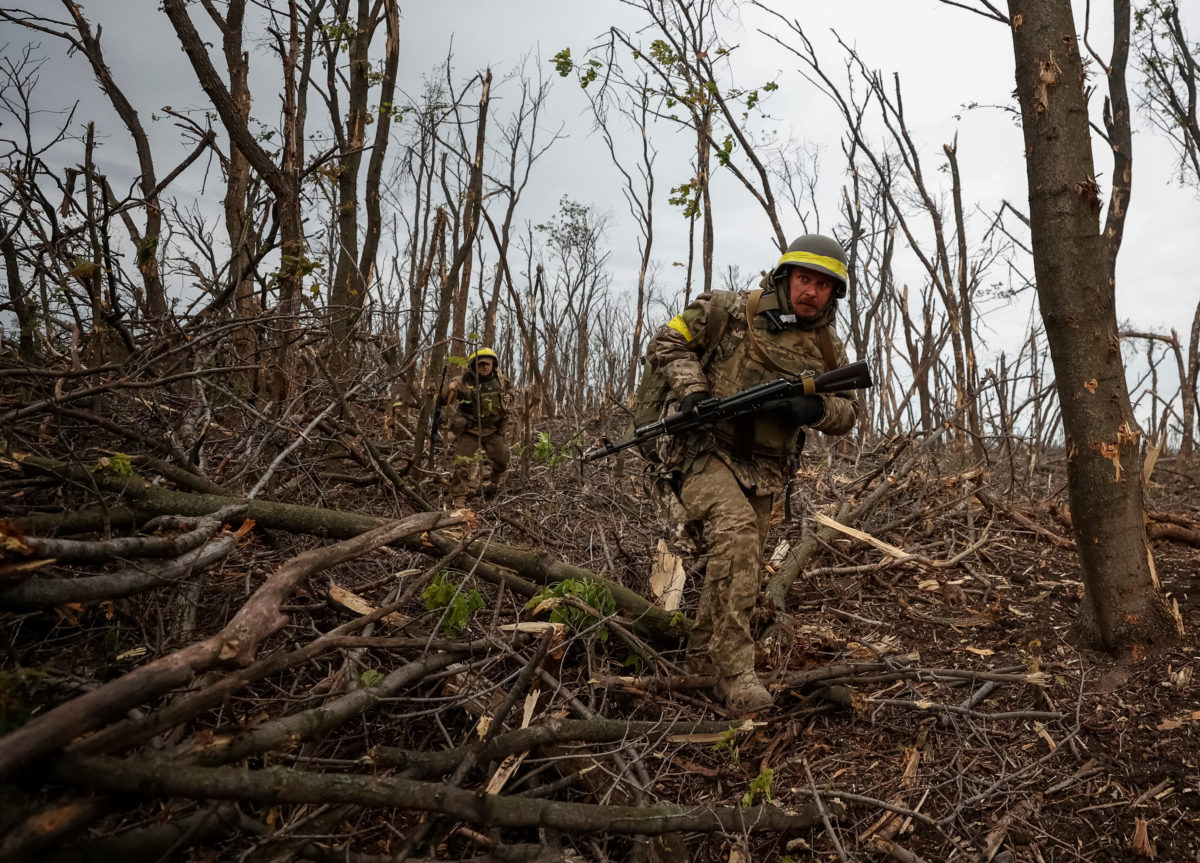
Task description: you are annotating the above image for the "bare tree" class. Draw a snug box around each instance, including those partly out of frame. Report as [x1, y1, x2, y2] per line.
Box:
[319, 0, 400, 353]
[1135, 0, 1200, 186]
[161, 0, 321, 404]
[1004, 0, 1180, 651]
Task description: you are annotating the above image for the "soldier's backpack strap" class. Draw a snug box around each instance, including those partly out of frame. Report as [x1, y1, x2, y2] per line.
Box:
[817, 324, 837, 372]
[744, 289, 796, 376]
[746, 288, 840, 375]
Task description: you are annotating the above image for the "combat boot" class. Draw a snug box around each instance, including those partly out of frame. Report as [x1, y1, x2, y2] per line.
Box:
[717, 670, 773, 714]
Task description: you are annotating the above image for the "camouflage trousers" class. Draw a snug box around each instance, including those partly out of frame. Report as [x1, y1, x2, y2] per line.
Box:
[678, 453, 773, 678]
[450, 429, 510, 498]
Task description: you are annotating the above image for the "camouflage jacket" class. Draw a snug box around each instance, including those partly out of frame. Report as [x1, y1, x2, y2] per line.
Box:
[645, 286, 859, 492]
[446, 370, 512, 436]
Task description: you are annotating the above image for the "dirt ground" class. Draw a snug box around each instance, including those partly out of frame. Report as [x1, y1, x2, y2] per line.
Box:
[2, 430, 1199, 862]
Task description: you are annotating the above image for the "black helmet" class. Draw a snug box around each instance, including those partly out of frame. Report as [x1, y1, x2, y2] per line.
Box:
[770, 234, 849, 299]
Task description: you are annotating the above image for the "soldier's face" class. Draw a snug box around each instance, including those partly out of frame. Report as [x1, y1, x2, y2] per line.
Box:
[788, 266, 834, 317]
[475, 359, 495, 376]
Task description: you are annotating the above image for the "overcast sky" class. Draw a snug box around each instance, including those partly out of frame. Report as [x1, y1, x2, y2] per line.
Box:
[4, 0, 1198, 384]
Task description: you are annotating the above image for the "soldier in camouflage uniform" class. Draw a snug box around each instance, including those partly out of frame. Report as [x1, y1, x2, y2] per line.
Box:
[445, 348, 513, 504]
[645, 235, 860, 713]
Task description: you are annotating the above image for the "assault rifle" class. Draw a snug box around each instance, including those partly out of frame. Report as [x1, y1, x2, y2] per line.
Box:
[582, 360, 874, 462]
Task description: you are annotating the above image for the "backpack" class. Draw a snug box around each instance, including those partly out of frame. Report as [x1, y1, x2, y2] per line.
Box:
[627, 292, 735, 463]
[627, 289, 838, 464]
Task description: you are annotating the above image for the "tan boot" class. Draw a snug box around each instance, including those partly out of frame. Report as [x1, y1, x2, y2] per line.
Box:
[717, 670, 773, 714]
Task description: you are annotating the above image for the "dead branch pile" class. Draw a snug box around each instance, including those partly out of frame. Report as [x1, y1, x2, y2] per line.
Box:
[2, 359, 1200, 862]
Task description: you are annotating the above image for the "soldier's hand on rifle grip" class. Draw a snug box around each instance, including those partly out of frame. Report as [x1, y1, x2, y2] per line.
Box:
[678, 390, 711, 415]
[764, 394, 825, 427]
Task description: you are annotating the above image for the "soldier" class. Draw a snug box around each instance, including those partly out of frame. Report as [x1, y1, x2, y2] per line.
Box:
[646, 235, 860, 713]
[445, 348, 514, 505]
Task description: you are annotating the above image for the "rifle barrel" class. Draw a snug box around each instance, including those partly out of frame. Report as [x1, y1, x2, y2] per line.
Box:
[583, 361, 874, 463]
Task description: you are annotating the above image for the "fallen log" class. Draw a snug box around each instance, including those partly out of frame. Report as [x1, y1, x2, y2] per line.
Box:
[14, 456, 687, 641]
[372, 716, 759, 777]
[0, 510, 459, 781]
[50, 754, 831, 836]
[0, 535, 236, 609]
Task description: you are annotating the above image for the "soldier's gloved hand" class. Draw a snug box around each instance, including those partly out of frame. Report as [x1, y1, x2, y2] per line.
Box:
[678, 390, 711, 415]
[764, 394, 825, 427]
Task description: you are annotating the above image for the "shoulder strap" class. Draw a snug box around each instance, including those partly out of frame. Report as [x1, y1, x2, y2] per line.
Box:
[818, 325, 837, 371]
[744, 289, 794, 376]
[746, 290, 840, 384]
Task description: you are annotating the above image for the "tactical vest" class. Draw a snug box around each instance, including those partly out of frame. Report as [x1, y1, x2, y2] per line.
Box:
[456, 371, 509, 428]
[706, 289, 837, 457]
[632, 288, 837, 461]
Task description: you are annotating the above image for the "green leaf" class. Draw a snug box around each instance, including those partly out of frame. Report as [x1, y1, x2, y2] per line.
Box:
[526, 578, 616, 642]
[360, 669, 384, 688]
[551, 48, 574, 77]
[423, 572, 484, 636]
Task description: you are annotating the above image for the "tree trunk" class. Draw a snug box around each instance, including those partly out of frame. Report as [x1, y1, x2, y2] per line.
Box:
[1007, 0, 1180, 652]
[1182, 300, 1200, 458]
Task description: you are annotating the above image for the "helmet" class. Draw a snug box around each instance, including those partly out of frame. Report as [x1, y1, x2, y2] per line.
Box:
[770, 234, 849, 299]
[468, 347, 499, 367]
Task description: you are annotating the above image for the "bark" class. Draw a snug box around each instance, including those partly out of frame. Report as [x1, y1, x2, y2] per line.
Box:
[372, 717, 755, 777]
[160, 0, 307, 402]
[192, 649, 466, 767]
[0, 535, 236, 609]
[1184, 300, 1200, 458]
[38, 804, 252, 863]
[3, 510, 234, 563]
[60, 0, 167, 320]
[327, 0, 397, 350]
[13, 457, 687, 642]
[1006, 0, 1180, 652]
[446, 69, 492, 357]
[50, 754, 828, 836]
[356, 0, 400, 332]
[0, 794, 114, 863]
[210, 0, 262, 391]
[1, 226, 35, 361]
[0, 510, 458, 780]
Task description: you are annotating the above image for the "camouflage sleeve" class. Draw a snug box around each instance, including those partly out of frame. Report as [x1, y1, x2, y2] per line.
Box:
[811, 330, 860, 436]
[645, 293, 718, 399]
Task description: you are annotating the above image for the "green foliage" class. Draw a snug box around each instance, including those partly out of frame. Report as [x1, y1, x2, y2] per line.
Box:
[715, 133, 735, 168]
[648, 39, 679, 68]
[532, 431, 554, 461]
[527, 578, 616, 641]
[278, 253, 323, 280]
[711, 726, 740, 766]
[668, 610, 687, 631]
[359, 669, 384, 688]
[136, 234, 158, 269]
[423, 571, 484, 636]
[668, 179, 700, 219]
[94, 453, 133, 476]
[550, 48, 601, 87]
[530, 431, 578, 468]
[320, 19, 355, 52]
[551, 48, 575, 77]
[110, 453, 133, 476]
[453, 449, 486, 467]
[447, 354, 470, 368]
[742, 767, 774, 808]
[379, 101, 413, 123]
